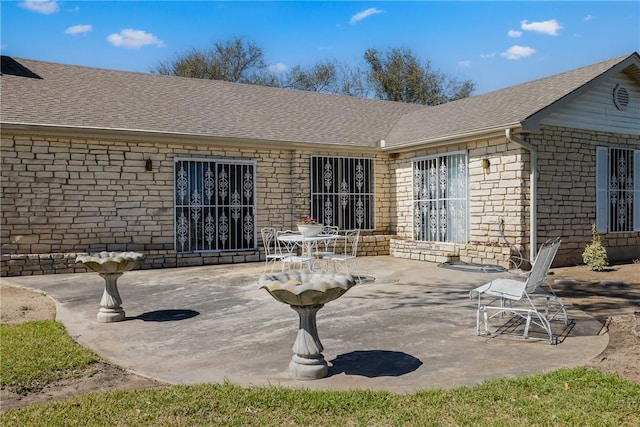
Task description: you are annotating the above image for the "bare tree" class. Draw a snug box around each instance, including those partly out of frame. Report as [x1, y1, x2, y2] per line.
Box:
[281, 61, 338, 93]
[364, 47, 475, 105]
[335, 61, 372, 98]
[152, 38, 473, 103]
[275, 60, 373, 97]
[151, 37, 267, 84]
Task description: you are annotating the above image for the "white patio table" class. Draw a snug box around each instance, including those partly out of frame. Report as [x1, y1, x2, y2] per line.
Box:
[277, 233, 339, 258]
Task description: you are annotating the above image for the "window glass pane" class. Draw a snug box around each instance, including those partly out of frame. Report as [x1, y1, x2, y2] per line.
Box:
[608, 148, 635, 232]
[412, 153, 467, 243]
[175, 159, 255, 253]
[311, 156, 374, 229]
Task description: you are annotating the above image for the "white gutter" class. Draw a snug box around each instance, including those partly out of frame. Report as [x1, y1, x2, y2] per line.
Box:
[505, 128, 537, 263]
[383, 123, 521, 153]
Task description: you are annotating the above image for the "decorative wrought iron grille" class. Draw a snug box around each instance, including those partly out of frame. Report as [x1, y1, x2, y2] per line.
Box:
[310, 156, 374, 230]
[412, 152, 468, 243]
[608, 148, 635, 232]
[174, 158, 256, 253]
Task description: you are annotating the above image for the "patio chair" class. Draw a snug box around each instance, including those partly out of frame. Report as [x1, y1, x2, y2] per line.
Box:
[312, 225, 340, 271]
[261, 227, 289, 273]
[469, 237, 568, 344]
[277, 230, 314, 272]
[324, 229, 361, 281]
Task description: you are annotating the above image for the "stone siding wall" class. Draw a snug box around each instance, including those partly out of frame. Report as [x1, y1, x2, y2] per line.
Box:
[1, 132, 393, 276]
[533, 126, 640, 265]
[355, 234, 393, 256]
[390, 127, 640, 267]
[390, 136, 529, 267]
[3, 125, 638, 276]
[390, 239, 459, 263]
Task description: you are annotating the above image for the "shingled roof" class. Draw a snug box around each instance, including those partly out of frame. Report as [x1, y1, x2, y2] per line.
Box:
[0, 56, 424, 148]
[384, 52, 640, 148]
[2, 53, 639, 149]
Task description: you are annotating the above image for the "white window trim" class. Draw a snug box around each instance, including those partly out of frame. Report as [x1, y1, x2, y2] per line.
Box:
[411, 150, 468, 163]
[411, 151, 469, 243]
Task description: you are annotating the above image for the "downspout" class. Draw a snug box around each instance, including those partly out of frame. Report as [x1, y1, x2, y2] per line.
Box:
[505, 128, 537, 263]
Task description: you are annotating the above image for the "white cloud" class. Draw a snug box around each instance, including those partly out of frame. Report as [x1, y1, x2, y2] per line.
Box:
[19, 0, 59, 14]
[501, 45, 536, 60]
[480, 52, 496, 59]
[268, 63, 287, 73]
[584, 14, 595, 22]
[520, 19, 562, 36]
[458, 60, 471, 68]
[107, 29, 164, 49]
[508, 29, 522, 38]
[350, 7, 382, 25]
[65, 24, 92, 35]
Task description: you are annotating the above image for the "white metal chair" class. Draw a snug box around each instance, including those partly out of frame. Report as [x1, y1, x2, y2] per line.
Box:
[277, 230, 314, 272]
[324, 229, 361, 281]
[469, 237, 568, 344]
[261, 227, 288, 273]
[312, 225, 339, 271]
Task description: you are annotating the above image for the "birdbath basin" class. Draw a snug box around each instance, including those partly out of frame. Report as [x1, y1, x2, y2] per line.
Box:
[259, 271, 356, 380]
[76, 251, 144, 323]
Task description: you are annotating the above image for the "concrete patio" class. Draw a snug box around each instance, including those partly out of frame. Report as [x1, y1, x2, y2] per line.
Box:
[2, 256, 608, 393]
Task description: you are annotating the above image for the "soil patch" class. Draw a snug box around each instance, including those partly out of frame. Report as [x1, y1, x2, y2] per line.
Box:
[0, 283, 163, 411]
[550, 261, 639, 383]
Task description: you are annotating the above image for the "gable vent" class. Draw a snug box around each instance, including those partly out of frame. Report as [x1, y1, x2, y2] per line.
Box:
[613, 84, 630, 111]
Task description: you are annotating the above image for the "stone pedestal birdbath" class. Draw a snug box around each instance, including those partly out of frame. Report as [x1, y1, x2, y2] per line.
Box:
[76, 251, 144, 323]
[259, 271, 356, 380]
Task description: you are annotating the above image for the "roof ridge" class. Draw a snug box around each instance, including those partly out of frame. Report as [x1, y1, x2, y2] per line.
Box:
[1, 55, 428, 113]
[383, 52, 639, 147]
[3, 53, 638, 148]
[477, 53, 635, 98]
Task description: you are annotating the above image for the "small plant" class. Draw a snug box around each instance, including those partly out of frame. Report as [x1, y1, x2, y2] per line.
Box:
[298, 215, 319, 225]
[19, 305, 33, 312]
[582, 224, 609, 271]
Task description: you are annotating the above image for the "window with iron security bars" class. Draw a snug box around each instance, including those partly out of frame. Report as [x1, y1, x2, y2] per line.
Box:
[596, 147, 639, 233]
[174, 158, 256, 253]
[412, 152, 468, 243]
[310, 156, 374, 230]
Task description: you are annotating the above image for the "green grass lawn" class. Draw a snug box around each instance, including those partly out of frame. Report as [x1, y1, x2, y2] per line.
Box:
[2, 320, 639, 426]
[1, 321, 99, 394]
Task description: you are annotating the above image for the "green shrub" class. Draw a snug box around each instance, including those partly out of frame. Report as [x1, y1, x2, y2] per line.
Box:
[582, 224, 609, 271]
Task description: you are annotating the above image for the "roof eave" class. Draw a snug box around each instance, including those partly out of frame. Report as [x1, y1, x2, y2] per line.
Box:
[0, 122, 382, 154]
[383, 123, 524, 154]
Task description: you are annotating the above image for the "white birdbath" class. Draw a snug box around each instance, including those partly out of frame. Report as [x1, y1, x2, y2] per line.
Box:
[76, 251, 144, 323]
[259, 271, 356, 380]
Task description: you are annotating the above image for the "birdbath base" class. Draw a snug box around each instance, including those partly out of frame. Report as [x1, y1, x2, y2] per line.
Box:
[97, 272, 125, 323]
[97, 307, 126, 323]
[289, 354, 328, 380]
[289, 304, 328, 380]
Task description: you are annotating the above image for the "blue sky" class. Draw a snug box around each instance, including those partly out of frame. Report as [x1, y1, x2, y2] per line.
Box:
[1, 1, 639, 94]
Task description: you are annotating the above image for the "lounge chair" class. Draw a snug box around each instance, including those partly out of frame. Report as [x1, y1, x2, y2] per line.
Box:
[469, 237, 568, 344]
